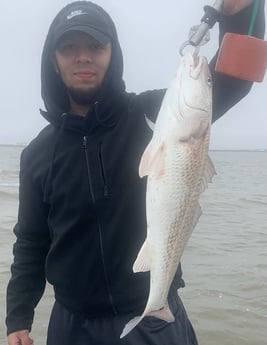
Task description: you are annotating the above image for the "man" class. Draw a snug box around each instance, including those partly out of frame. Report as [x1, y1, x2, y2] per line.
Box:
[6, 1, 265, 345]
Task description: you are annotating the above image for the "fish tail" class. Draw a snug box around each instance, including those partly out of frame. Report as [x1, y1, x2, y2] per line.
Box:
[120, 315, 143, 338]
[147, 303, 175, 322]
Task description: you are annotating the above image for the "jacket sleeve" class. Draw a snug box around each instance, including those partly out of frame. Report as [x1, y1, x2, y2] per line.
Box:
[210, 0, 266, 123]
[6, 148, 51, 335]
[135, 89, 166, 123]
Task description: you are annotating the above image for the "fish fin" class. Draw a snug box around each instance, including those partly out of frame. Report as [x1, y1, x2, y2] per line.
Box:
[191, 203, 202, 233]
[200, 155, 216, 193]
[120, 315, 143, 338]
[120, 304, 175, 338]
[139, 141, 166, 178]
[144, 114, 155, 131]
[147, 303, 175, 323]
[206, 155, 216, 181]
[133, 239, 151, 273]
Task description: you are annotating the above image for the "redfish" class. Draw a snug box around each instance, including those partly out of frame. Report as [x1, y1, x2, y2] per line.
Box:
[121, 53, 216, 338]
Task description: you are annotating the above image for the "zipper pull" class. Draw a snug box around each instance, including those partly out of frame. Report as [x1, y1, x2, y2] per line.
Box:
[82, 136, 88, 149]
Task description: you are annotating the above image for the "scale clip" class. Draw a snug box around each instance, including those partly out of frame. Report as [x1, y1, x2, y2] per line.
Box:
[180, 0, 223, 56]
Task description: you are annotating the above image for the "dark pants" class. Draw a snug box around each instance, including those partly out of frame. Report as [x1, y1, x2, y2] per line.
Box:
[47, 293, 198, 345]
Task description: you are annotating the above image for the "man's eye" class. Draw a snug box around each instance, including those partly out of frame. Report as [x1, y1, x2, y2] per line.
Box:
[89, 42, 104, 50]
[66, 44, 75, 50]
[59, 43, 76, 51]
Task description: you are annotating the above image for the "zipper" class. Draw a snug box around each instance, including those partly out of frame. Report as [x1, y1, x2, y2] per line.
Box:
[82, 136, 118, 315]
[82, 136, 96, 204]
[98, 142, 109, 198]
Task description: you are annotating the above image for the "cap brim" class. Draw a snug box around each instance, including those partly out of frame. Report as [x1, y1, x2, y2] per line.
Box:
[54, 25, 110, 46]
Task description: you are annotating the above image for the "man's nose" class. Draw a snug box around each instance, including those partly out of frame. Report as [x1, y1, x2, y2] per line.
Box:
[76, 48, 93, 63]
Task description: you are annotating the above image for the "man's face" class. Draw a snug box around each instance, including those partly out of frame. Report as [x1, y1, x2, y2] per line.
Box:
[54, 31, 112, 105]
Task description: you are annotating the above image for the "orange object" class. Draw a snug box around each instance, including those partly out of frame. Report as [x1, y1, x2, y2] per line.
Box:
[215, 33, 267, 82]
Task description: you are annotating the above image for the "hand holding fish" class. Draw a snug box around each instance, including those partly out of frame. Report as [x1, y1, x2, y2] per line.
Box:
[222, 0, 255, 15]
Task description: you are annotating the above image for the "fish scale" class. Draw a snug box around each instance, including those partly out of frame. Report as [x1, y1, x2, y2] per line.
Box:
[120, 52, 216, 338]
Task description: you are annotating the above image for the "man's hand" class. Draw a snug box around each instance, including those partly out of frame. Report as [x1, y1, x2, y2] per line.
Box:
[223, 0, 255, 15]
[7, 330, 33, 345]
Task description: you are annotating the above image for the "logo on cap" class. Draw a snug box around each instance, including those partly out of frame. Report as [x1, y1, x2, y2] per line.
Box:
[67, 10, 87, 20]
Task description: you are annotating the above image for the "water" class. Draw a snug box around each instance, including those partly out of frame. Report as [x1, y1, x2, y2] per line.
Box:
[0, 146, 266, 344]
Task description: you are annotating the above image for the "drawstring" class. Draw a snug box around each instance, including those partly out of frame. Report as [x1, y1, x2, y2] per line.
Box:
[43, 113, 67, 203]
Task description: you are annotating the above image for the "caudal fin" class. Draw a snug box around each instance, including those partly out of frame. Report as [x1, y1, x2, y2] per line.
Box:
[147, 303, 175, 322]
[120, 303, 175, 338]
[120, 315, 143, 339]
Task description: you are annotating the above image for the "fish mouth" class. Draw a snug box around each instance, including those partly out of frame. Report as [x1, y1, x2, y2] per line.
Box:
[190, 54, 204, 79]
[178, 53, 209, 117]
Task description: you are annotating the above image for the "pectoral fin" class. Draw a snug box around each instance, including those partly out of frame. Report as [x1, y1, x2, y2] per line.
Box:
[139, 141, 166, 178]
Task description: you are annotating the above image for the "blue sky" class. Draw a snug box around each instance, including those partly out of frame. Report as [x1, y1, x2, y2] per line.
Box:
[1, 0, 266, 149]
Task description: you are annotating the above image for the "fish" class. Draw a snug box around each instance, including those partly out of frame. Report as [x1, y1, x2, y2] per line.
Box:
[120, 52, 216, 338]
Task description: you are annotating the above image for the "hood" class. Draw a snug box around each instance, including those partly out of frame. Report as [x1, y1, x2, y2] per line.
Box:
[40, 1, 126, 129]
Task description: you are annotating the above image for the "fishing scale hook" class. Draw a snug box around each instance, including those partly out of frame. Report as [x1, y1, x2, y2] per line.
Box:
[180, 0, 223, 56]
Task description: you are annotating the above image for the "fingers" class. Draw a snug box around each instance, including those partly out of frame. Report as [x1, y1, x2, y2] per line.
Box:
[7, 330, 34, 345]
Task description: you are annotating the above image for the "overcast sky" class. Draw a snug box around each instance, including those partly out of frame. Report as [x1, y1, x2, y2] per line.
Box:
[1, 0, 266, 149]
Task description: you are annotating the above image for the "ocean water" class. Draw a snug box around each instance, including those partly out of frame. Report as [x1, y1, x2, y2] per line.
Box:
[0, 145, 266, 344]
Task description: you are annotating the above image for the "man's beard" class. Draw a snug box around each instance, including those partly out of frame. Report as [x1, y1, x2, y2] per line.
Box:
[67, 86, 101, 107]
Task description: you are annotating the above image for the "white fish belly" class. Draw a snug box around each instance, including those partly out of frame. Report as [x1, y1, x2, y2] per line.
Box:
[145, 136, 209, 312]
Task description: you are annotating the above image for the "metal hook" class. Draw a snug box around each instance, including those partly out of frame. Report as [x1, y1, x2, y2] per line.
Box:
[179, 0, 223, 56]
[179, 41, 200, 57]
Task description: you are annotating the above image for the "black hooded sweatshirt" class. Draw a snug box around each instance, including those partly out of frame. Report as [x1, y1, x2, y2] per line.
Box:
[6, 0, 265, 335]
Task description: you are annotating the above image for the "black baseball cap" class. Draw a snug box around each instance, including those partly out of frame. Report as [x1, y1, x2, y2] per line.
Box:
[52, 4, 111, 47]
